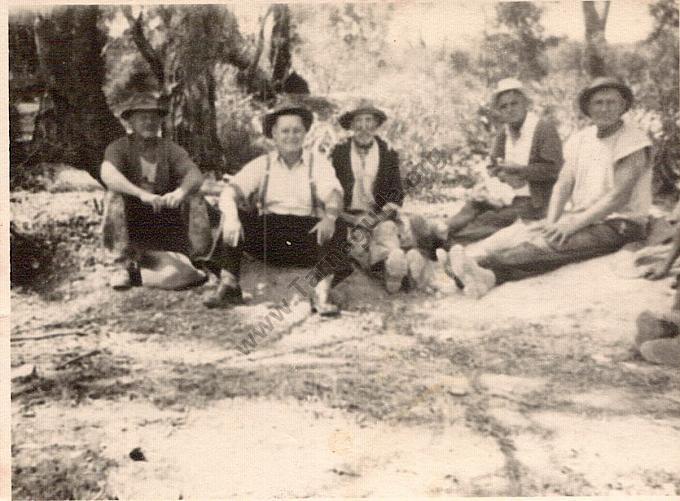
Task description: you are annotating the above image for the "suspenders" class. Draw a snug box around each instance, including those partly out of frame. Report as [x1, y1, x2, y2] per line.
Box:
[256, 151, 320, 217]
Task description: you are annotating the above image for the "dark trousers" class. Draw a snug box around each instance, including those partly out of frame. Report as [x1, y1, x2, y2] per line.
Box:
[480, 218, 646, 284]
[448, 197, 542, 246]
[213, 211, 354, 287]
[101, 191, 217, 262]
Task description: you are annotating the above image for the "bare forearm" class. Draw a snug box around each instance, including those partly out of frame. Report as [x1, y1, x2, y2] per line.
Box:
[218, 185, 240, 223]
[569, 191, 627, 231]
[178, 166, 204, 195]
[546, 179, 573, 223]
[322, 190, 343, 219]
[101, 161, 146, 199]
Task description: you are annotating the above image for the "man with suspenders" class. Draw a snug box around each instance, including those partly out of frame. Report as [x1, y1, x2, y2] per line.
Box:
[204, 99, 353, 314]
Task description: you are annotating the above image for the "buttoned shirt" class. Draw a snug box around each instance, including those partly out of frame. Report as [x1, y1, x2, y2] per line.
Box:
[349, 140, 380, 211]
[230, 149, 343, 217]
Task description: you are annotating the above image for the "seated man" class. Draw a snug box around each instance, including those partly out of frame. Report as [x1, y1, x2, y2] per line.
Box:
[331, 101, 445, 292]
[447, 78, 563, 245]
[101, 91, 212, 290]
[204, 99, 353, 314]
[445, 77, 652, 297]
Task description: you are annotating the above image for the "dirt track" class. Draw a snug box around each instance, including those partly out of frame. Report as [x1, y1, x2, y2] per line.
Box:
[11, 189, 680, 498]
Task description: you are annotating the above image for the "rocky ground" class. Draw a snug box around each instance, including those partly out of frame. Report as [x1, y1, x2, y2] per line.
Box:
[10, 180, 680, 499]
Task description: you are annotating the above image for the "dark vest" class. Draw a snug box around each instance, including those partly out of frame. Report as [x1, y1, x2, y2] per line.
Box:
[330, 137, 404, 211]
[491, 117, 564, 214]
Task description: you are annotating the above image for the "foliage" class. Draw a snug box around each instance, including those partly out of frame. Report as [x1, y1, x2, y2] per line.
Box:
[292, 4, 393, 94]
[643, 0, 680, 191]
[479, 2, 559, 83]
[10, 3, 680, 198]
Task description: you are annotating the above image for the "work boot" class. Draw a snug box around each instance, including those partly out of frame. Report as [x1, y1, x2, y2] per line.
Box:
[384, 249, 407, 293]
[110, 261, 141, 290]
[204, 282, 244, 309]
[405, 249, 432, 290]
[310, 275, 340, 317]
[639, 337, 680, 366]
[448, 245, 495, 299]
[310, 299, 340, 317]
[635, 310, 680, 348]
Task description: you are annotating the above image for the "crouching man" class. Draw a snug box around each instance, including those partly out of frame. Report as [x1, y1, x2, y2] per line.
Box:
[444, 77, 652, 297]
[204, 99, 353, 314]
[101, 92, 213, 290]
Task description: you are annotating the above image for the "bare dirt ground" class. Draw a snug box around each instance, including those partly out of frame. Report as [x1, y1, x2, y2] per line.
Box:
[10, 185, 680, 499]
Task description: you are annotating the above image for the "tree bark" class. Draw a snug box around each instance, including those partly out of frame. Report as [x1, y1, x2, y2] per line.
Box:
[582, 1, 610, 77]
[33, 6, 124, 180]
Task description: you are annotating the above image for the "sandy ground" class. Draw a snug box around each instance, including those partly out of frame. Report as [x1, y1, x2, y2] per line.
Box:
[10, 189, 680, 498]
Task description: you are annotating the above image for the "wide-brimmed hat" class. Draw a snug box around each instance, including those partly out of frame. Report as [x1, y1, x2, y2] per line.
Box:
[119, 92, 168, 120]
[262, 97, 313, 139]
[490, 78, 529, 108]
[338, 100, 387, 130]
[578, 77, 633, 117]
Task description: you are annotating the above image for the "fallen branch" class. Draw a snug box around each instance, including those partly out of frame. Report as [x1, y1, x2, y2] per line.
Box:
[55, 349, 101, 370]
[11, 330, 88, 342]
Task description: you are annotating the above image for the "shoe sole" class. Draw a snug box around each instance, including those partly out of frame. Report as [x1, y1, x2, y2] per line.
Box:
[385, 250, 407, 293]
[448, 245, 494, 298]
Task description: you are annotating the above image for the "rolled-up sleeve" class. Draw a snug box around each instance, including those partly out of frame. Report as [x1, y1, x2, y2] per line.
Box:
[313, 154, 344, 203]
[230, 154, 265, 202]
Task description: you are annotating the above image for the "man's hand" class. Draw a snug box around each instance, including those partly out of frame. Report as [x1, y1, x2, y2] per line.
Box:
[139, 191, 164, 213]
[222, 218, 243, 247]
[541, 220, 580, 247]
[497, 160, 526, 176]
[161, 187, 188, 209]
[310, 215, 336, 245]
[497, 170, 527, 189]
[643, 262, 672, 280]
[381, 202, 400, 217]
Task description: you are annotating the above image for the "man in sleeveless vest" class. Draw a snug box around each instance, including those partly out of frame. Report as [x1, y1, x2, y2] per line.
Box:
[331, 101, 447, 292]
[443, 77, 652, 298]
[101, 92, 213, 290]
[204, 99, 353, 314]
[446, 78, 564, 245]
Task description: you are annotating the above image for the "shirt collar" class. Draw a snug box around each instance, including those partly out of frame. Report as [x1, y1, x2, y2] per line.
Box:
[506, 111, 535, 140]
[275, 149, 307, 169]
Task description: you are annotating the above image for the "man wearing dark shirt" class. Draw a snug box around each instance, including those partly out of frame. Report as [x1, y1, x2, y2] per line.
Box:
[447, 78, 564, 245]
[101, 92, 212, 289]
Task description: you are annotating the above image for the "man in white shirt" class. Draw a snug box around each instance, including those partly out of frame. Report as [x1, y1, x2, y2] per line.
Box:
[444, 77, 652, 297]
[204, 99, 353, 313]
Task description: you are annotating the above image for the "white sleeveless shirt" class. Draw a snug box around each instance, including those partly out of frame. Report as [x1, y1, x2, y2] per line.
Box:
[565, 120, 652, 225]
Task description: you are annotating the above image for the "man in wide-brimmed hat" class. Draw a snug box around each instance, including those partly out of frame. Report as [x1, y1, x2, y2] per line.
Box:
[204, 97, 353, 313]
[331, 100, 408, 291]
[440, 77, 652, 298]
[332, 100, 451, 293]
[101, 91, 213, 290]
[446, 77, 564, 247]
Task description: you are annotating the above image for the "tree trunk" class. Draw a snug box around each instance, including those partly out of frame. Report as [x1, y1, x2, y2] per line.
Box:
[33, 6, 124, 180]
[582, 1, 610, 77]
[166, 69, 225, 172]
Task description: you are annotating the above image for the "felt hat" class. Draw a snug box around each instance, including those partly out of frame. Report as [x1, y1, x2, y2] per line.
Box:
[119, 92, 168, 120]
[578, 76, 633, 117]
[338, 100, 387, 130]
[491, 78, 529, 107]
[262, 97, 313, 139]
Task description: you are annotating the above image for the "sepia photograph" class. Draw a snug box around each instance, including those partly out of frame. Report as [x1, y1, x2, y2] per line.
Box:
[7, 0, 680, 498]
